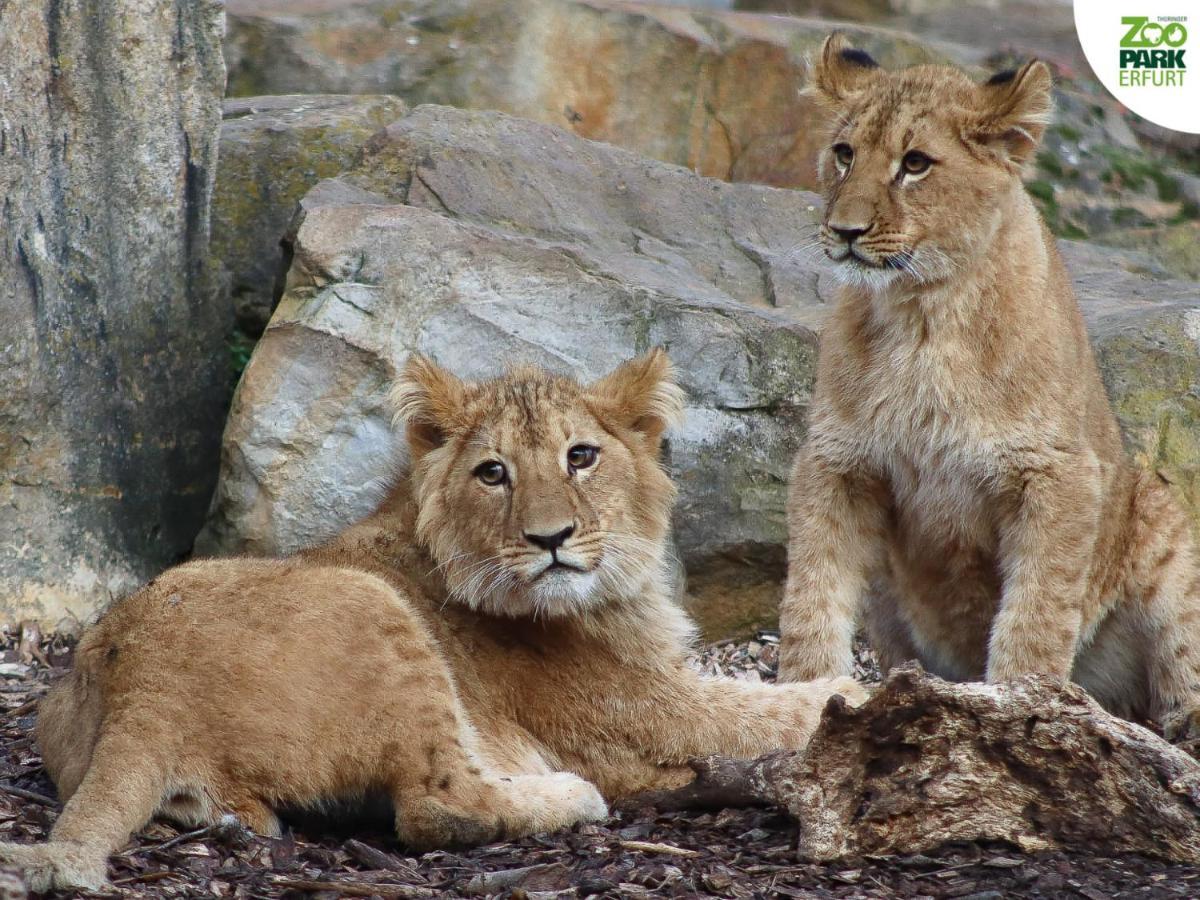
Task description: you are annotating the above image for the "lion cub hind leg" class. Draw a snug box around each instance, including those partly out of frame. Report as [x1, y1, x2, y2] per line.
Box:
[0, 841, 110, 895]
[492, 771, 608, 835]
[162, 785, 281, 837]
[1127, 482, 1200, 739]
[862, 585, 923, 675]
[0, 722, 171, 892]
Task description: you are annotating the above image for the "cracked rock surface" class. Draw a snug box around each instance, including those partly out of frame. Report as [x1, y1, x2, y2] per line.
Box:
[200, 104, 1200, 639]
[0, 0, 226, 626]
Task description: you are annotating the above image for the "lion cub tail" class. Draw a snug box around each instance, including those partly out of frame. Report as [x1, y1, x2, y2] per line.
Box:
[36, 650, 105, 801]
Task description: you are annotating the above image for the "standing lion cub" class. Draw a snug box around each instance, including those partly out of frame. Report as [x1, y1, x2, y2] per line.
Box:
[777, 34, 1200, 733]
[1, 350, 864, 892]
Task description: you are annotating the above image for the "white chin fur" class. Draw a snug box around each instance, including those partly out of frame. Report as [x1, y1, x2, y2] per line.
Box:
[442, 540, 663, 620]
[830, 259, 904, 292]
[827, 245, 958, 289]
[446, 565, 606, 619]
[528, 569, 603, 615]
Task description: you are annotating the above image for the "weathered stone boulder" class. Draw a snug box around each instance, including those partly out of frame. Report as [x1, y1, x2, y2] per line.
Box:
[223, 0, 942, 190]
[1077, 242, 1200, 522]
[198, 104, 833, 635]
[215, 94, 407, 336]
[0, 0, 226, 628]
[200, 105, 1200, 638]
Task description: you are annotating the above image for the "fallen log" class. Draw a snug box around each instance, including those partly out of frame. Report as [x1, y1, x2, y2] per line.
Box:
[633, 665, 1200, 863]
[617, 754, 783, 813]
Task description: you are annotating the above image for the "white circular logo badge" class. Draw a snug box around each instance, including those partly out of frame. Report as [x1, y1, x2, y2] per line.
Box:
[1075, 1, 1199, 133]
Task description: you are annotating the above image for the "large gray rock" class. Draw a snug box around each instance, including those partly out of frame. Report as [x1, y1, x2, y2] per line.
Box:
[0, 0, 227, 628]
[224, 0, 942, 191]
[199, 104, 832, 636]
[222, 0, 1200, 276]
[200, 106, 1200, 639]
[215, 94, 407, 335]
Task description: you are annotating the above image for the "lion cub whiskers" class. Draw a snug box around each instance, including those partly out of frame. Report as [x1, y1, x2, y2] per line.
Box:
[397, 358, 682, 619]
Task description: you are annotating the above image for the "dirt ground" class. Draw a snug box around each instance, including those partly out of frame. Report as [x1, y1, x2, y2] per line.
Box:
[3, 627, 1199, 899]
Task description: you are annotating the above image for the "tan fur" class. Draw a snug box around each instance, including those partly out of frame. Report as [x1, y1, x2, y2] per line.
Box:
[0, 351, 865, 892]
[777, 35, 1200, 735]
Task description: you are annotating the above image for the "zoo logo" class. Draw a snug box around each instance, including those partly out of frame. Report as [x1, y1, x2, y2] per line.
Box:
[1119, 16, 1188, 87]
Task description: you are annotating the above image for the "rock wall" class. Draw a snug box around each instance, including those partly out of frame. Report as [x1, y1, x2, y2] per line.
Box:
[200, 104, 1200, 638]
[215, 95, 407, 336]
[4, 0, 1190, 636]
[223, 0, 942, 190]
[0, 0, 227, 627]
[223, 0, 1200, 279]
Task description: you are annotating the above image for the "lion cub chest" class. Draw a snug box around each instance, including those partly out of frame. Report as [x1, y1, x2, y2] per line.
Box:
[827, 328, 1012, 673]
[831, 323, 1007, 555]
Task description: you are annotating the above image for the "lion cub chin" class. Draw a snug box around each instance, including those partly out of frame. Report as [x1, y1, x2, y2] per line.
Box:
[777, 35, 1200, 735]
[0, 350, 866, 892]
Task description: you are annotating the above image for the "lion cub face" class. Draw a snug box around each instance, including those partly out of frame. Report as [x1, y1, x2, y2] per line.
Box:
[391, 350, 684, 618]
[808, 34, 1053, 290]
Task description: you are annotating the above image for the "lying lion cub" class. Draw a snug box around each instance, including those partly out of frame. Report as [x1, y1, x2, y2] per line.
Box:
[1, 350, 864, 892]
[778, 35, 1200, 733]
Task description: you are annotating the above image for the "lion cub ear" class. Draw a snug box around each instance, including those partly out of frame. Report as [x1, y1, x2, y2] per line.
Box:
[970, 60, 1054, 169]
[807, 32, 881, 109]
[389, 354, 468, 458]
[589, 349, 685, 447]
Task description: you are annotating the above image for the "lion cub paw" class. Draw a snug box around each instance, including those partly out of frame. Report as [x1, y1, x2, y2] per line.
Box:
[0, 840, 109, 893]
[503, 772, 608, 833]
[817, 675, 873, 707]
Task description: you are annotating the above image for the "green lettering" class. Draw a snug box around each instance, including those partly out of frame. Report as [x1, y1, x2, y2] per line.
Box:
[1121, 15, 1149, 47]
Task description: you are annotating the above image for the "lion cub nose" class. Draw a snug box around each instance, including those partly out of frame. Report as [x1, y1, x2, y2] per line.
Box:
[525, 525, 575, 551]
[829, 224, 871, 244]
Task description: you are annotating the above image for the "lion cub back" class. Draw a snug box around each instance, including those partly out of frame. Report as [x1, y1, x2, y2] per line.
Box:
[36, 557, 437, 803]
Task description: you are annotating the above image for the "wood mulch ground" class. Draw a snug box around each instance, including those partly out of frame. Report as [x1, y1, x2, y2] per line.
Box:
[3, 625, 1198, 898]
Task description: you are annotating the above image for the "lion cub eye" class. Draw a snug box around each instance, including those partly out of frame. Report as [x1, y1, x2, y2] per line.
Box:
[901, 150, 933, 176]
[833, 143, 854, 168]
[474, 460, 508, 486]
[567, 444, 598, 472]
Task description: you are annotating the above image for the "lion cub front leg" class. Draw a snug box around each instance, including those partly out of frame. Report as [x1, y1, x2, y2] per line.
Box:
[987, 462, 1100, 682]
[778, 452, 888, 682]
[633, 670, 871, 770]
[395, 763, 608, 851]
[389, 705, 607, 850]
